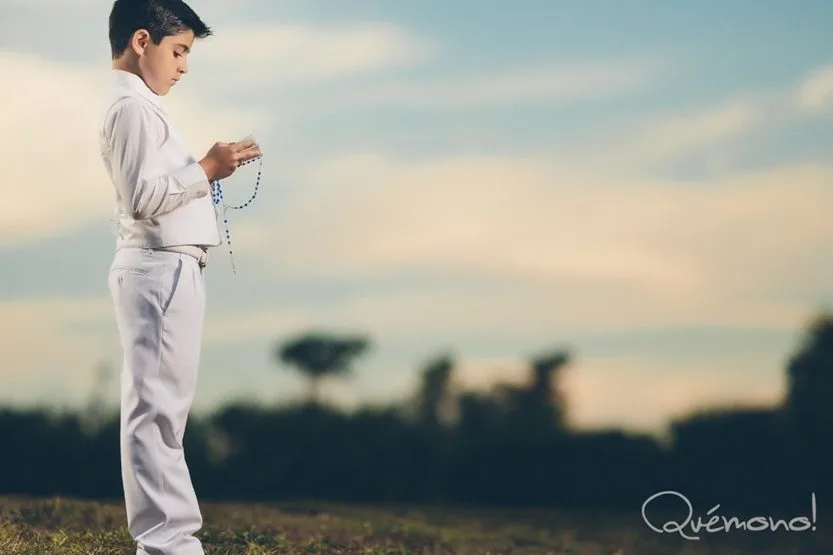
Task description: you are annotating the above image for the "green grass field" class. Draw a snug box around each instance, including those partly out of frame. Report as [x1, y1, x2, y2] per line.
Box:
[0, 495, 829, 554]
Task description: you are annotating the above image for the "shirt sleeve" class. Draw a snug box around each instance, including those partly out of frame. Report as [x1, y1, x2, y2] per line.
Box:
[102, 98, 211, 220]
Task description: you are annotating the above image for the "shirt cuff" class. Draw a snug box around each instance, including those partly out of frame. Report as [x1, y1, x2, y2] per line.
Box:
[175, 161, 212, 199]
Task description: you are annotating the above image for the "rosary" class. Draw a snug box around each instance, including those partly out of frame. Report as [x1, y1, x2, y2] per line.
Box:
[210, 152, 263, 275]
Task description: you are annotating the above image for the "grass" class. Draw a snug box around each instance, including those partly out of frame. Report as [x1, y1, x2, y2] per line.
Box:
[0, 495, 830, 554]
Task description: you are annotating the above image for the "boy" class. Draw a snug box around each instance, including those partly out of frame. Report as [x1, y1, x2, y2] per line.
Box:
[100, 1, 260, 553]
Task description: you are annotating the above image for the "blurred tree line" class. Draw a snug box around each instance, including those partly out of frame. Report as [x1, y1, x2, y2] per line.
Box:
[1, 311, 831, 514]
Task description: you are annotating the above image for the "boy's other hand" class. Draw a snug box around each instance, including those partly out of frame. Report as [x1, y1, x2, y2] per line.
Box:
[199, 140, 262, 182]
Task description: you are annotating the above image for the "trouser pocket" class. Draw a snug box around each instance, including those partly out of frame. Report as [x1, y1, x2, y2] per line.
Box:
[159, 256, 184, 316]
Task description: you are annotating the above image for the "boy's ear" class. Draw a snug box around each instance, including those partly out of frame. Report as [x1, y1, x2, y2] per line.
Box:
[130, 29, 151, 55]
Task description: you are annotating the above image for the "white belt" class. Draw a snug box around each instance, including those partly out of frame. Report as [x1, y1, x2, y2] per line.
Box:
[155, 245, 208, 268]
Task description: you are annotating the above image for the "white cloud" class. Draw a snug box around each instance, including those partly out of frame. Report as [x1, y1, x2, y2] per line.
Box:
[0, 54, 113, 245]
[183, 27, 657, 117]
[579, 60, 833, 171]
[574, 94, 776, 173]
[230, 153, 832, 335]
[326, 61, 660, 110]
[187, 22, 433, 89]
[795, 64, 833, 113]
[623, 97, 764, 163]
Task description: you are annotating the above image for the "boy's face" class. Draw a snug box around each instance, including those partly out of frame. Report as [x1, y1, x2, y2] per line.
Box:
[134, 29, 195, 96]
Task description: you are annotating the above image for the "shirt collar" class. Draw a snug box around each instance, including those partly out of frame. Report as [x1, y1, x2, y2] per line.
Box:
[110, 69, 164, 107]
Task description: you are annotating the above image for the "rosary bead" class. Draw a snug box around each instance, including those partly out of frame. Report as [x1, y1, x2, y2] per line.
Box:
[211, 155, 263, 275]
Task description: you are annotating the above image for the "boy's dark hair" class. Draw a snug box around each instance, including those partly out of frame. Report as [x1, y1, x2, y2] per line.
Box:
[109, 0, 212, 59]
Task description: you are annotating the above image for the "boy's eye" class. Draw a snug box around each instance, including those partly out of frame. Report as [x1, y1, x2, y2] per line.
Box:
[174, 52, 181, 58]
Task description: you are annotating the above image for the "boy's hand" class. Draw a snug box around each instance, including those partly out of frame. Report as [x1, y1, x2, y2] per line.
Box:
[199, 139, 262, 182]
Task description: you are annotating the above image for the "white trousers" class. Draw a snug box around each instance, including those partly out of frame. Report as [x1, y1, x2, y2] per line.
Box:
[108, 247, 206, 555]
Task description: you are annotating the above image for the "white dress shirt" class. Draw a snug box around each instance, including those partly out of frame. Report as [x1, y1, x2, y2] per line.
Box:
[99, 69, 221, 249]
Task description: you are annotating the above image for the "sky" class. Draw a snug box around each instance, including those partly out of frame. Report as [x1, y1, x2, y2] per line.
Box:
[1, 0, 832, 437]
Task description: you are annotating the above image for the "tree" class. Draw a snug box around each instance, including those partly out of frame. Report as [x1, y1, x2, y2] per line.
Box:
[81, 360, 115, 435]
[274, 331, 371, 405]
[504, 347, 571, 433]
[783, 312, 833, 440]
[415, 352, 455, 429]
[529, 348, 570, 423]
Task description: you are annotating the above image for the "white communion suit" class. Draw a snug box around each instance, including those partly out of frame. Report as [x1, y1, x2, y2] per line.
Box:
[99, 69, 221, 555]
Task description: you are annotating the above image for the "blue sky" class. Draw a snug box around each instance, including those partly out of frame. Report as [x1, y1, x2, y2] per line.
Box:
[1, 1, 832, 436]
